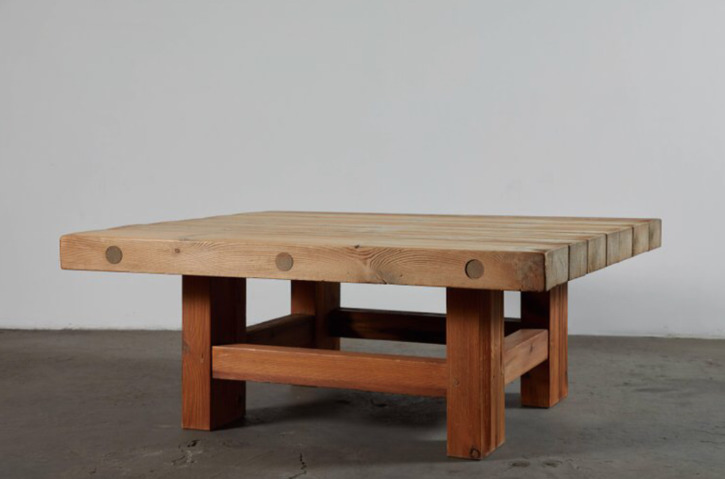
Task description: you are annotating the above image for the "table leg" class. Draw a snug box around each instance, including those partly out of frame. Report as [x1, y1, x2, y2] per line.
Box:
[446, 288, 505, 460]
[291, 280, 340, 350]
[521, 283, 568, 407]
[182, 276, 246, 430]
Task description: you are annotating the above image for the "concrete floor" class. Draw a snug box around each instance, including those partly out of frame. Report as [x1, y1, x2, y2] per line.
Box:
[1, 331, 723, 478]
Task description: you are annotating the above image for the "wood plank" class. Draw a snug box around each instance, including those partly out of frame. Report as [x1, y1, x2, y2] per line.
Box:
[60, 235, 555, 291]
[251, 213, 644, 276]
[606, 228, 634, 265]
[328, 307, 521, 344]
[649, 218, 662, 249]
[632, 222, 650, 256]
[182, 276, 246, 430]
[446, 288, 505, 460]
[257, 210, 649, 226]
[520, 283, 568, 408]
[568, 241, 588, 279]
[60, 212, 661, 292]
[71, 210, 653, 247]
[174, 214, 631, 270]
[587, 235, 607, 272]
[330, 307, 445, 344]
[546, 246, 569, 290]
[503, 329, 549, 385]
[256, 212, 655, 236]
[212, 344, 447, 397]
[291, 281, 340, 350]
[251, 212, 653, 270]
[246, 314, 315, 347]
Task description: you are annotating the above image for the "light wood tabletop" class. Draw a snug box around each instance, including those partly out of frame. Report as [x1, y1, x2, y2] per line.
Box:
[60, 211, 661, 291]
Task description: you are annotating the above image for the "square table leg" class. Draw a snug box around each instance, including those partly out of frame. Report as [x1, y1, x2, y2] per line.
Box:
[291, 280, 340, 350]
[521, 283, 568, 407]
[182, 276, 246, 430]
[446, 288, 505, 460]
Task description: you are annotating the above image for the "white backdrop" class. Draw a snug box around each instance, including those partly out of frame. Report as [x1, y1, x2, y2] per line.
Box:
[1, 1, 723, 336]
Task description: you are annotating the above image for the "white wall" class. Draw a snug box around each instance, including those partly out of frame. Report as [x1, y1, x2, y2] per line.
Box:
[1, 1, 723, 337]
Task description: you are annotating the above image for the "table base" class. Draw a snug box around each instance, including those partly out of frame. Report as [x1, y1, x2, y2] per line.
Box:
[181, 276, 568, 460]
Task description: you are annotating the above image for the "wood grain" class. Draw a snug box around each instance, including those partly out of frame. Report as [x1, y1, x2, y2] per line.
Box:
[520, 283, 568, 408]
[212, 344, 447, 397]
[503, 329, 549, 385]
[291, 281, 340, 349]
[182, 276, 246, 430]
[606, 228, 634, 265]
[328, 307, 522, 344]
[446, 288, 505, 460]
[60, 212, 662, 292]
[649, 218, 662, 249]
[632, 222, 650, 256]
[330, 307, 446, 344]
[246, 314, 315, 348]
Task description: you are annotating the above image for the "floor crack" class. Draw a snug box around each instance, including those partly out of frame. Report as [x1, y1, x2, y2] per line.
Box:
[288, 453, 307, 479]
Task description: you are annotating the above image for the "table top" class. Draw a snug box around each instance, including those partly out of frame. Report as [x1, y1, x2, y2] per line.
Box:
[60, 211, 661, 291]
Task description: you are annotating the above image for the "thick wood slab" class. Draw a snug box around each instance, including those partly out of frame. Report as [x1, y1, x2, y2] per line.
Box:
[60, 211, 661, 291]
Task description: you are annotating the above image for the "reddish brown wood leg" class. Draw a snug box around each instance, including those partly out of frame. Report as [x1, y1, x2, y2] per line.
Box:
[521, 283, 568, 407]
[291, 280, 340, 350]
[446, 288, 505, 460]
[182, 276, 246, 430]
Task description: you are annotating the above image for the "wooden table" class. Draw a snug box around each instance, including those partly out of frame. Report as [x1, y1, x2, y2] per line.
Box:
[60, 211, 661, 460]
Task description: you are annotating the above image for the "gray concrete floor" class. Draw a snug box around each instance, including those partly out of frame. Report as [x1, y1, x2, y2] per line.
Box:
[0, 331, 723, 478]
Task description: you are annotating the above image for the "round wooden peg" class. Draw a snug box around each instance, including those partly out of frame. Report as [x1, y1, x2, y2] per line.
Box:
[275, 252, 294, 271]
[465, 259, 484, 279]
[105, 246, 123, 264]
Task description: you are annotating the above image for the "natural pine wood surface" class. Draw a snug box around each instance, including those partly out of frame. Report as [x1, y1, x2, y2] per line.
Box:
[60, 211, 661, 291]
